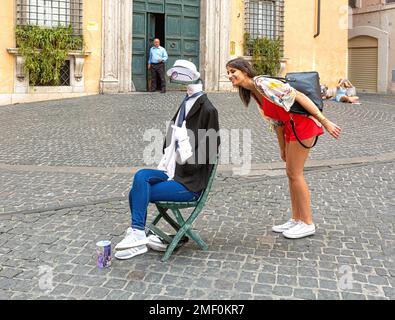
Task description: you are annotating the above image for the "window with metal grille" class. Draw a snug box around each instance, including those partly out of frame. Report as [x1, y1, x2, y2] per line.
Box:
[16, 0, 83, 35]
[244, 0, 284, 56]
[58, 60, 71, 86]
[29, 60, 70, 86]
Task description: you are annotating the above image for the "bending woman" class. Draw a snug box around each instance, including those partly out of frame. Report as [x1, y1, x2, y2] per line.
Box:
[226, 58, 341, 239]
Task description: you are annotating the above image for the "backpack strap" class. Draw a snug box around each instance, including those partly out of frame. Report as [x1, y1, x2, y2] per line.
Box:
[289, 116, 318, 149]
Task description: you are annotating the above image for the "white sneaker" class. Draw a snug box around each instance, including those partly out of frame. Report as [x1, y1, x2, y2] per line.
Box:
[272, 219, 299, 233]
[114, 245, 148, 260]
[115, 227, 148, 251]
[283, 221, 316, 239]
[147, 234, 168, 252]
[146, 233, 189, 252]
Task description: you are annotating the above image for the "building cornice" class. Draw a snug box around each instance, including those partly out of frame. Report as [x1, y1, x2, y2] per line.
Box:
[352, 3, 395, 15]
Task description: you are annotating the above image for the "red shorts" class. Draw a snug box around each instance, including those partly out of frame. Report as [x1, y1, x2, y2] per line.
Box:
[284, 114, 324, 144]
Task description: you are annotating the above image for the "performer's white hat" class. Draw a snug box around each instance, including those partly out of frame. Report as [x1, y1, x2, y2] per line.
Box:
[167, 59, 201, 84]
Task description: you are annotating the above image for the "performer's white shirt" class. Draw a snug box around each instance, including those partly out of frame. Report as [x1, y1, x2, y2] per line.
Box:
[157, 83, 203, 180]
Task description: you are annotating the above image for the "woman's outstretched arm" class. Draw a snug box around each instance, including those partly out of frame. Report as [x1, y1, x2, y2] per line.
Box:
[295, 91, 342, 139]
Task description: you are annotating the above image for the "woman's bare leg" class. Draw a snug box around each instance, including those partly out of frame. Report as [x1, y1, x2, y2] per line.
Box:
[285, 138, 315, 225]
[285, 142, 300, 221]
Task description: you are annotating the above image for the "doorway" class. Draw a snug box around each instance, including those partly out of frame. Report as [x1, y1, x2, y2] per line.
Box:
[132, 0, 201, 92]
[148, 13, 165, 46]
[148, 13, 165, 91]
[348, 36, 378, 93]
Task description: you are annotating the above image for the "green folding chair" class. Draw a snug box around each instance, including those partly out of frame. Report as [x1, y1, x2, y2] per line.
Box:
[147, 159, 218, 262]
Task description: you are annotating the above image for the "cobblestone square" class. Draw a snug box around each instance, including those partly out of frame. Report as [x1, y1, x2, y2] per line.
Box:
[0, 93, 394, 300]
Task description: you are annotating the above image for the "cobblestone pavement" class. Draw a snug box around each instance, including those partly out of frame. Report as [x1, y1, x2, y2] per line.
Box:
[0, 93, 394, 300]
[1, 93, 394, 167]
[0, 93, 394, 215]
[0, 162, 393, 300]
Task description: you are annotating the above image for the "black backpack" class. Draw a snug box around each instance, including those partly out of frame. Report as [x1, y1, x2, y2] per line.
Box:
[285, 71, 324, 115]
[265, 71, 324, 149]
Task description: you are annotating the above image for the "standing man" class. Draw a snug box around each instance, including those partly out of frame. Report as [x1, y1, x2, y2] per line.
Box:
[148, 38, 168, 93]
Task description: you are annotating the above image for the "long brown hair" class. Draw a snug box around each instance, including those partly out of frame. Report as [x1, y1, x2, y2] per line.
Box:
[226, 57, 257, 107]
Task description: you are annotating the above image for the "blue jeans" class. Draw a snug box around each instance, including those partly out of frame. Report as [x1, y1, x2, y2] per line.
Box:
[129, 169, 200, 230]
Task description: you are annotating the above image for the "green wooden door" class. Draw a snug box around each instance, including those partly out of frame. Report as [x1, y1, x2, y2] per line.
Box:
[133, 0, 165, 91]
[132, 0, 200, 91]
[165, 0, 200, 90]
[132, 11, 147, 91]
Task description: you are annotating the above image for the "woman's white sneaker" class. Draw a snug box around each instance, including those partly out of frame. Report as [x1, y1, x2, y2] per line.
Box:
[282, 221, 315, 239]
[272, 219, 299, 233]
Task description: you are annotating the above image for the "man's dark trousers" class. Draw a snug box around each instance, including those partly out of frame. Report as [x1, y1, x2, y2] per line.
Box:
[151, 62, 166, 92]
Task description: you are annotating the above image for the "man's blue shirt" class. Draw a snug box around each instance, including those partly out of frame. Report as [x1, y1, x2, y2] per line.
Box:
[149, 46, 168, 64]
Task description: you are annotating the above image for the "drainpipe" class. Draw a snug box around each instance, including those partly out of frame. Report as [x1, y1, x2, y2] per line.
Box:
[314, 0, 321, 38]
